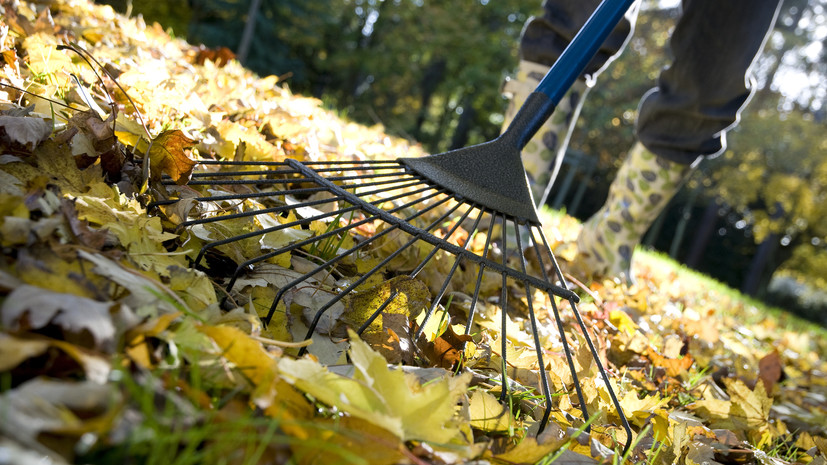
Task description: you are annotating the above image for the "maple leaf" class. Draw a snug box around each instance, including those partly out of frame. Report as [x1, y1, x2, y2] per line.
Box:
[688, 377, 773, 432]
[148, 129, 197, 184]
[278, 329, 472, 444]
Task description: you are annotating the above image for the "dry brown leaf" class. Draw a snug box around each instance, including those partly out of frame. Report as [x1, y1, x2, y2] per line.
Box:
[148, 129, 197, 184]
[757, 350, 783, 393]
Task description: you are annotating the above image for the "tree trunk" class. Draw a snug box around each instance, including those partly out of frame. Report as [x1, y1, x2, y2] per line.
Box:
[685, 199, 721, 269]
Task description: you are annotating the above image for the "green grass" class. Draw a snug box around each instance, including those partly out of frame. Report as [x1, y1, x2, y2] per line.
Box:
[636, 248, 827, 342]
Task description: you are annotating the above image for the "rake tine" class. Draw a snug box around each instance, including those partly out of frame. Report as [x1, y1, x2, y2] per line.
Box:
[176, 195, 346, 229]
[192, 203, 362, 267]
[296, 228, 438, 356]
[356, 289, 400, 335]
[177, 176, 426, 230]
[223, 209, 381, 294]
[534, 228, 633, 454]
[464, 211, 497, 335]
[192, 181, 443, 268]
[185, 168, 302, 179]
[528, 227, 589, 428]
[173, 176, 308, 186]
[499, 214, 510, 403]
[273, 195, 456, 347]
[230, 188, 447, 297]
[411, 203, 481, 339]
[515, 226, 553, 433]
[148, 186, 330, 208]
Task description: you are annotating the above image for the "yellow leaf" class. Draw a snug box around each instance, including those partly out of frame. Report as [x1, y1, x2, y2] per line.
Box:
[0, 333, 50, 371]
[609, 309, 637, 336]
[198, 324, 311, 419]
[22, 33, 74, 87]
[618, 391, 671, 427]
[211, 120, 282, 162]
[491, 424, 571, 465]
[341, 275, 431, 334]
[688, 378, 772, 432]
[148, 129, 197, 184]
[287, 415, 408, 465]
[469, 390, 514, 432]
[279, 330, 471, 444]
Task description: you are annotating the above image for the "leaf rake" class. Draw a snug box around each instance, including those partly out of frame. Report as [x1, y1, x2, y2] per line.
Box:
[149, 0, 636, 453]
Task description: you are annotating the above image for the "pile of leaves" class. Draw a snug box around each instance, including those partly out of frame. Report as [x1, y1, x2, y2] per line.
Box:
[1, 1, 826, 464]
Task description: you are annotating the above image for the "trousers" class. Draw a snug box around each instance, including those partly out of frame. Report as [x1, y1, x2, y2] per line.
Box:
[520, 0, 783, 164]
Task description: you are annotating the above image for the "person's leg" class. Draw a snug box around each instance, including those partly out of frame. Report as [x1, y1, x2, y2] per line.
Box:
[503, 0, 637, 201]
[637, 0, 784, 163]
[576, 0, 783, 282]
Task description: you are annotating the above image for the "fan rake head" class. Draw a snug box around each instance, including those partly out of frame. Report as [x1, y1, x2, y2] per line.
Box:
[148, 149, 632, 448]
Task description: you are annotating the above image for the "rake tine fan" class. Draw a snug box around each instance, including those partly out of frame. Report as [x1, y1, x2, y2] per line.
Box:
[148, 0, 636, 453]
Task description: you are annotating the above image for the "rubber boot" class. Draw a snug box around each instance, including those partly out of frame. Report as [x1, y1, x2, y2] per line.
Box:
[575, 142, 697, 283]
[502, 60, 588, 203]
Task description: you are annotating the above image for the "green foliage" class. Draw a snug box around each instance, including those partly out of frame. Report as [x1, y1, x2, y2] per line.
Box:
[182, 0, 539, 152]
[707, 108, 827, 290]
[96, 0, 193, 36]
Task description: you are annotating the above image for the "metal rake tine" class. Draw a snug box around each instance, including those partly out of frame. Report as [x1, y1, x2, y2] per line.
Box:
[295, 201, 454, 355]
[356, 289, 399, 335]
[148, 186, 331, 208]
[271, 193, 455, 340]
[499, 214, 510, 403]
[464, 211, 497, 336]
[534, 228, 633, 454]
[513, 225, 555, 434]
[192, 181, 443, 268]
[527, 226, 590, 430]
[176, 195, 347, 230]
[223, 187, 447, 294]
[175, 176, 308, 186]
[223, 208, 380, 295]
[177, 175, 425, 230]
[412, 204, 483, 340]
[192, 203, 362, 267]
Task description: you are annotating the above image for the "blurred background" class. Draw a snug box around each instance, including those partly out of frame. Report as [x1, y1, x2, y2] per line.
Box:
[98, 0, 827, 322]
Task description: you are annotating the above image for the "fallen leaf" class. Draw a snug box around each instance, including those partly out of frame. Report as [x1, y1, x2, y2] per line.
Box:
[757, 350, 783, 393]
[490, 423, 572, 464]
[469, 390, 514, 432]
[1, 284, 117, 352]
[341, 275, 432, 335]
[198, 324, 312, 419]
[287, 416, 408, 465]
[0, 332, 110, 383]
[420, 322, 474, 370]
[689, 378, 773, 432]
[148, 129, 197, 184]
[647, 344, 694, 378]
[0, 377, 119, 462]
[0, 115, 52, 149]
[278, 329, 472, 444]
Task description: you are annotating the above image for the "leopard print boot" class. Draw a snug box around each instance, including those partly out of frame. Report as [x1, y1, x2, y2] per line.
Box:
[575, 142, 697, 283]
[502, 60, 588, 203]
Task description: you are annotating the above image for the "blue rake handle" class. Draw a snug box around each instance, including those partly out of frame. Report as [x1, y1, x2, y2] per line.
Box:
[514, 0, 637, 148]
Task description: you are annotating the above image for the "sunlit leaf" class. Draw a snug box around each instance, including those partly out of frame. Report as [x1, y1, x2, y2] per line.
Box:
[148, 129, 197, 184]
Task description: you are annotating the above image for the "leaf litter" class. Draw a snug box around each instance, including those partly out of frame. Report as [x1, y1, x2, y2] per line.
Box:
[0, 1, 826, 464]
